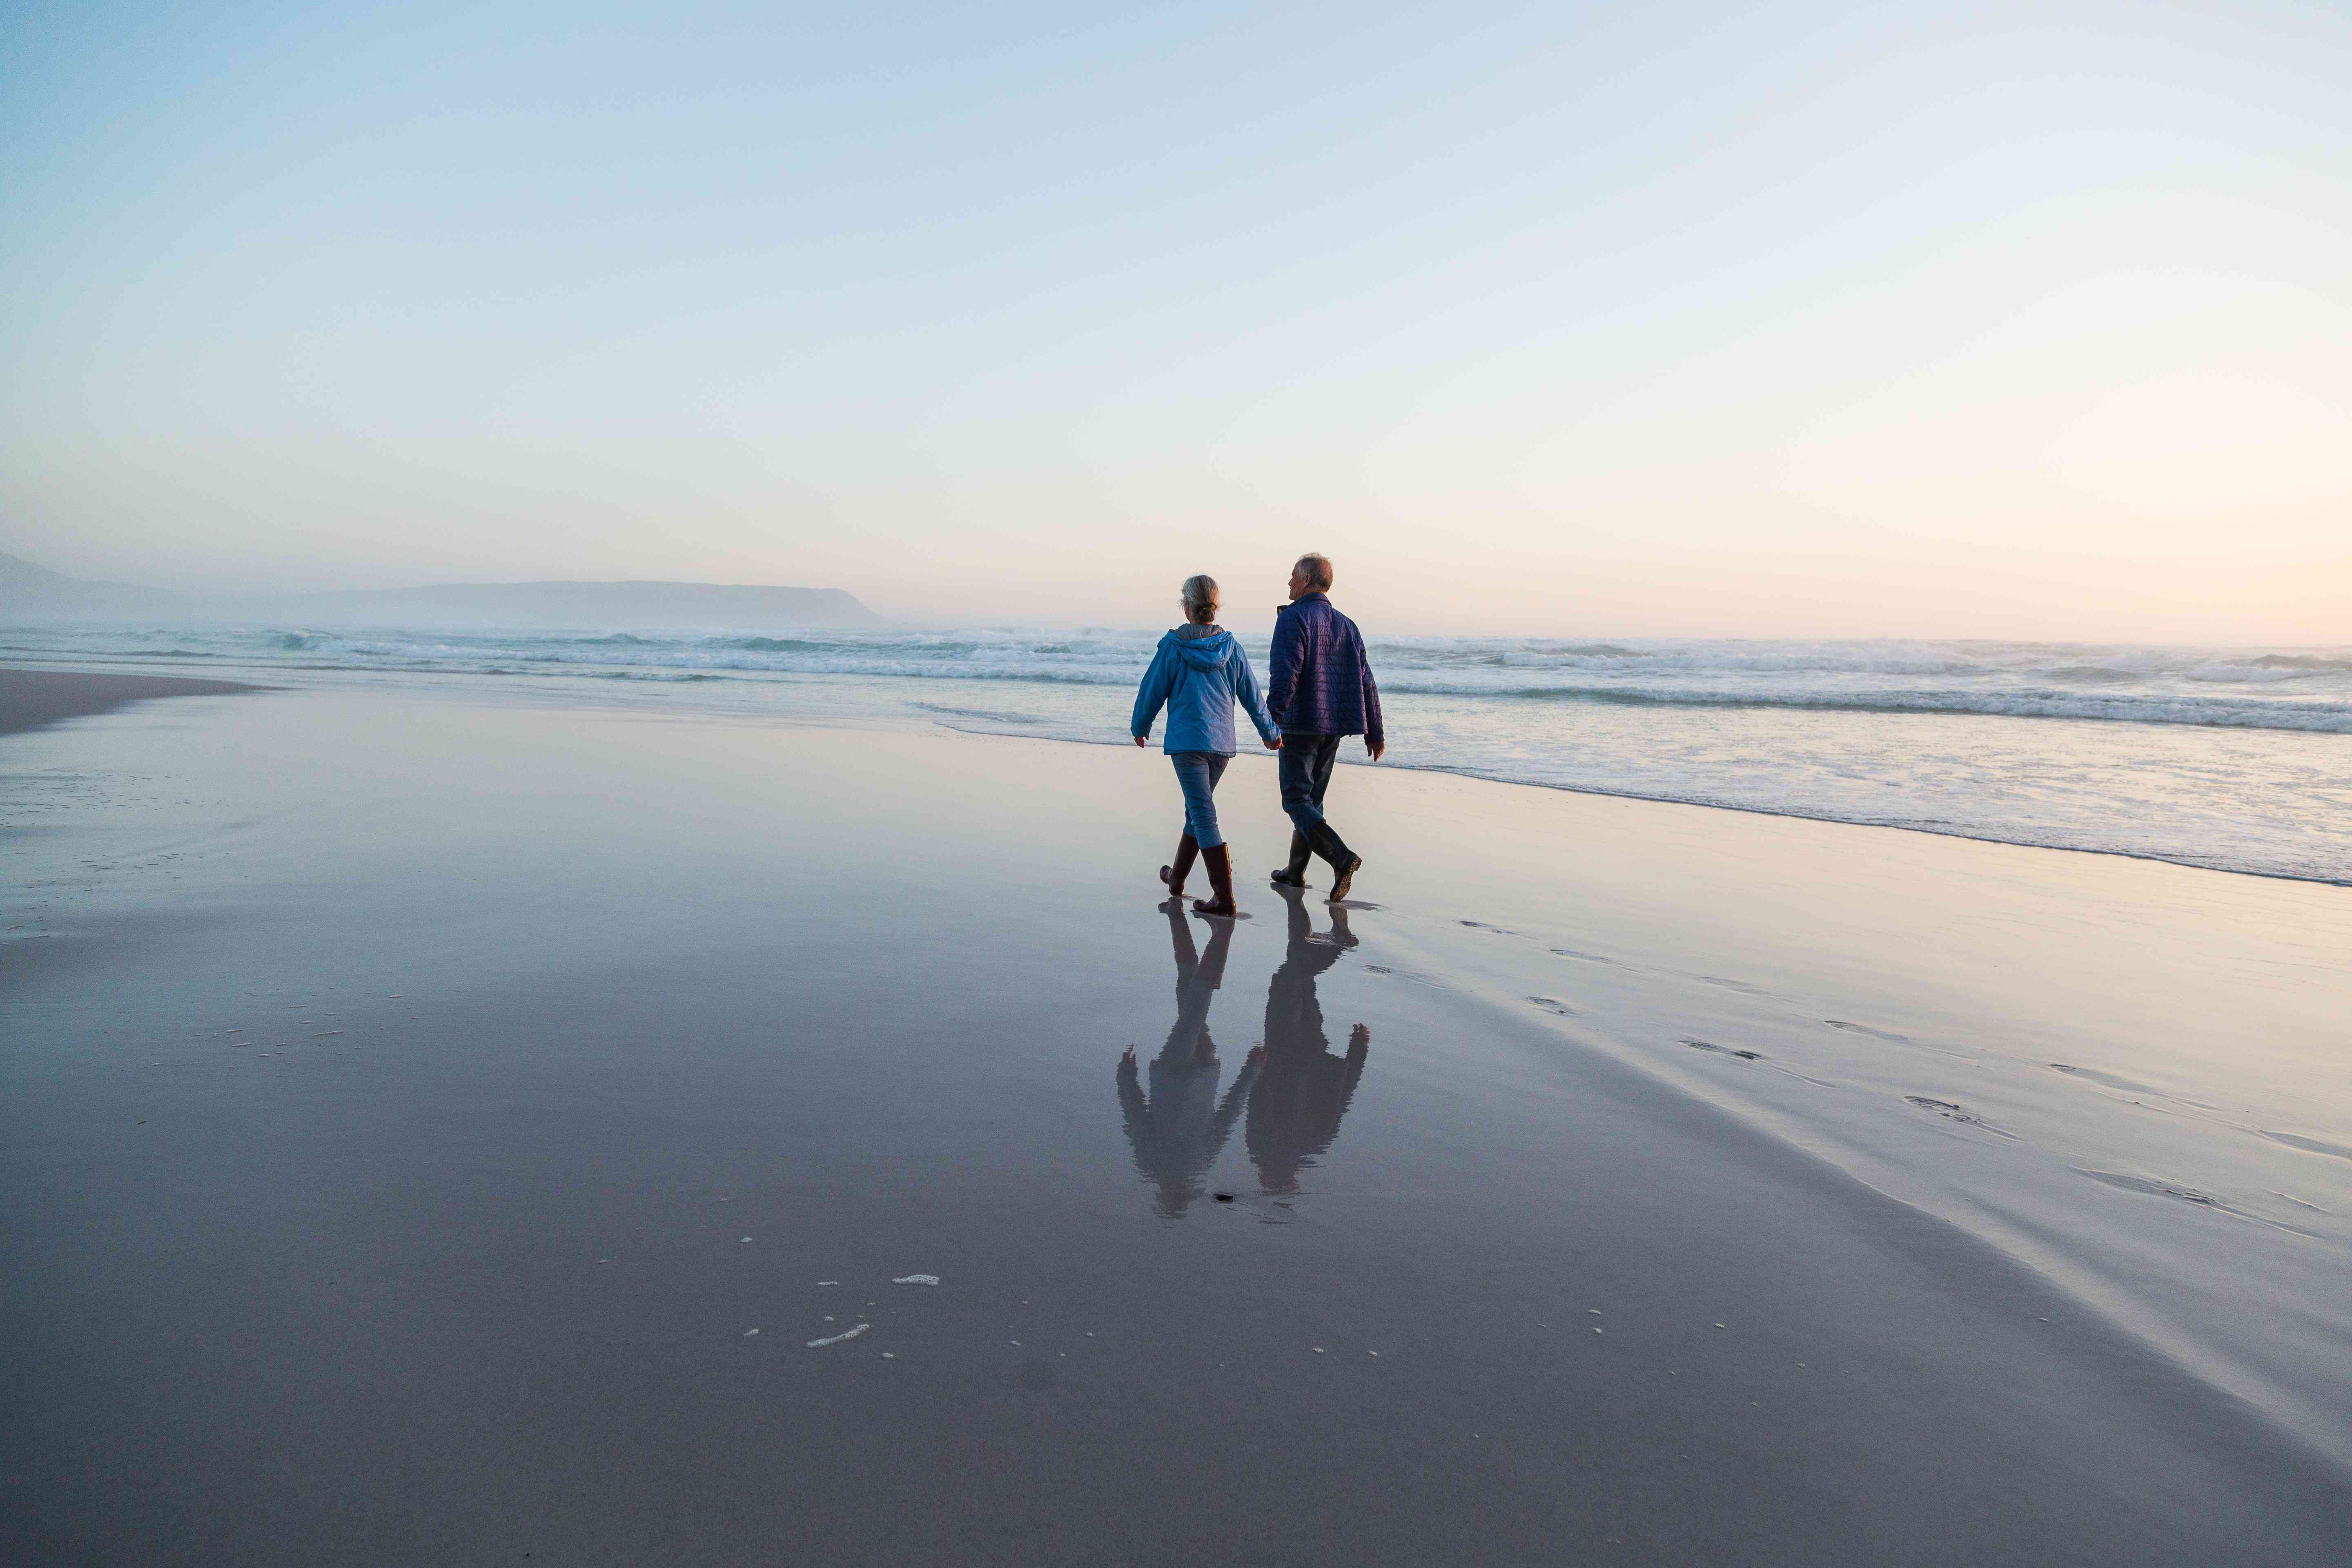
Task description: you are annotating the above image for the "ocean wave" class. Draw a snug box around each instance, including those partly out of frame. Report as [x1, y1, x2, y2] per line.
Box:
[1386, 683, 2352, 732]
[5, 625, 2345, 735]
[2250, 654, 2352, 673]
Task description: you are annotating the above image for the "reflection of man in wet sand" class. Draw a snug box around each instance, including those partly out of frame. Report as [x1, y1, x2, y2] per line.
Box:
[1118, 902, 1261, 1217]
[1247, 885, 1371, 1195]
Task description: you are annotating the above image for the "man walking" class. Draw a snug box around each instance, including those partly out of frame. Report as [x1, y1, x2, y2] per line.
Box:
[1265, 552, 1383, 901]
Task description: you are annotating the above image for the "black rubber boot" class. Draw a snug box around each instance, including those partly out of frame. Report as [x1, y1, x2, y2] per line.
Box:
[1159, 834, 1199, 898]
[1192, 844, 1238, 917]
[1307, 822, 1361, 902]
[1270, 830, 1312, 887]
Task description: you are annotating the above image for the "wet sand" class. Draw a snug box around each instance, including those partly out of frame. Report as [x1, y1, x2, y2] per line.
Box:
[2, 675, 2348, 1564]
[0, 668, 260, 736]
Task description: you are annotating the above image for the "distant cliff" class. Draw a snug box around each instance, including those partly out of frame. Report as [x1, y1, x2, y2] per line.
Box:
[0, 552, 875, 628]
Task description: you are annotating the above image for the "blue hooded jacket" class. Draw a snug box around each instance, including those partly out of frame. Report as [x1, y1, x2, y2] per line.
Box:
[1131, 626, 1281, 756]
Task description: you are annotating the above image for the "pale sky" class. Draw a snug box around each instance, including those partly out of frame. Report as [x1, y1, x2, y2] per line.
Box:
[4, 0, 2348, 637]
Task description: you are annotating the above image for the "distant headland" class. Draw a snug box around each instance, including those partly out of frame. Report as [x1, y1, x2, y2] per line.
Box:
[0, 550, 875, 628]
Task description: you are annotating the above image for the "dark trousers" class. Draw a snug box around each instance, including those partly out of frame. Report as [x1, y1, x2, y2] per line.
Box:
[1278, 733, 1344, 834]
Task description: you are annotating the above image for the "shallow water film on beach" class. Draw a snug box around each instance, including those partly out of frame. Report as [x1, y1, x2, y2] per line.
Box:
[4, 672, 2349, 1563]
[8, 623, 2352, 882]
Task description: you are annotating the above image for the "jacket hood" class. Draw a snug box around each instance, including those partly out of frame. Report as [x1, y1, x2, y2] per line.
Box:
[1164, 626, 1235, 670]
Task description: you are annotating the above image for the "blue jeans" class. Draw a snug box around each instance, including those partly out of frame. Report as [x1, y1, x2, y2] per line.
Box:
[1169, 751, 1231, 849]
[1277, 733, 1343, 832]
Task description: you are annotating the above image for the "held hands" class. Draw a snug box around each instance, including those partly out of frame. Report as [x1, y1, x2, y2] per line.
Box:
[1138, 731, 1287, 750]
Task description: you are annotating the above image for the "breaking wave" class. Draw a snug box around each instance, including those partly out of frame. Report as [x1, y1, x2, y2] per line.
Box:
[6, 624, 2348, 733]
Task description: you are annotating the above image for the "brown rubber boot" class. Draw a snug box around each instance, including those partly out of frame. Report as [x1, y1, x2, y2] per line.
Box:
[1159, 834, 1199, 898]
[1191, 844, 1238, 917]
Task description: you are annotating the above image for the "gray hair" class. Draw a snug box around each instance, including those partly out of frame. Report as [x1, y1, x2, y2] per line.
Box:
[1180, 573, 1220, 624]
[1294, 552, 1334, 592]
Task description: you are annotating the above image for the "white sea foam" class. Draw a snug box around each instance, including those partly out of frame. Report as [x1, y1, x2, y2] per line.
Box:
[806, 1323, 870, 1348]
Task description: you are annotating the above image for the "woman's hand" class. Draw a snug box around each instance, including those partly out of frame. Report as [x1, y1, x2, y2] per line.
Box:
[1133, 735, 1148, 747]
[1264, 735, 1282, 750]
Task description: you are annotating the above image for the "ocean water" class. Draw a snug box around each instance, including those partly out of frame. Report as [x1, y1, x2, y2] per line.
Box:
[8, 621, 2350, 884]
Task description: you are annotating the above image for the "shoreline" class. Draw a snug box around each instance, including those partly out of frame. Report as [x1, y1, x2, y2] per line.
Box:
[9, 655, 2349, 889]
[932, 724, 2352, 892]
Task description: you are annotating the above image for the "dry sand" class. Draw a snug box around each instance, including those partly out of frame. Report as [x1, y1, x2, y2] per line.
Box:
[2, 670, 2348, 1565]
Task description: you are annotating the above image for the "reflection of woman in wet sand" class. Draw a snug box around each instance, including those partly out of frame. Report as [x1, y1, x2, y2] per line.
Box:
[1117, 901, 1262, 1217]
[1246, 885, 1371, 1195]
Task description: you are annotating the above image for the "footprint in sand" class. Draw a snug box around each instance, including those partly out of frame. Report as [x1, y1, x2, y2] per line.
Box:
[1697, 975, 1777, 998]
[1682, 1038, 1763, 1060]
[1827, 1020, 1971, 1061]
[2083, 1169, 2222, 1206]
[2078, 1170, 2318, 1236]
[1527, 997, 1577, 1016]
[2259, 1130, 2352, 1163]
[1826, 1020, 1911, 1043]
[2047, 1063, 2222, 1112]
[1550, 948, 1619, 966]
[1902, 1095, 2018, 1138]
[2048, 1063, 2161, 1094]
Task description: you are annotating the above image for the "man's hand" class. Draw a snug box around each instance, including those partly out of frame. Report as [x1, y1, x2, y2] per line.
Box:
[1366, 740, 1385, 762]
[1264, 735, 1282, 750]
[1133, 734, 1148, 748]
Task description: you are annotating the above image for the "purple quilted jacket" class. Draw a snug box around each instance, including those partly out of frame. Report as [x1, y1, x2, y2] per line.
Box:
[1266, 593, 1383, 746]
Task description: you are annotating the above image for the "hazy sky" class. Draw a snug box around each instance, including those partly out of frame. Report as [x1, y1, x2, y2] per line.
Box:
[4, 0, 2348, 636]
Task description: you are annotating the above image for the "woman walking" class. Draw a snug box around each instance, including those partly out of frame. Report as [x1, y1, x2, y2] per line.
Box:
[1131, 574, 1281, 917]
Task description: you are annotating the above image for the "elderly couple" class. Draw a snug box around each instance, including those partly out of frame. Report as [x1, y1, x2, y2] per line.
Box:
[1130, 552, 1384, 918]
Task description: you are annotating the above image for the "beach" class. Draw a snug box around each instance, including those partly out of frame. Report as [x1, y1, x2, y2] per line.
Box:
[4, 667, 2349, 1564]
